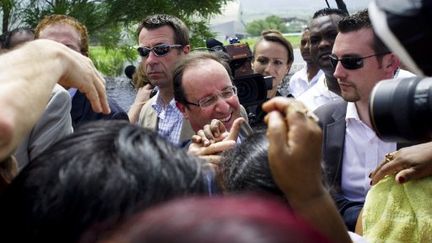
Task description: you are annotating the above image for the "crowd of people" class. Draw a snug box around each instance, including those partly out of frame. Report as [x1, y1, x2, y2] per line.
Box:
[1, 0, 432, 242]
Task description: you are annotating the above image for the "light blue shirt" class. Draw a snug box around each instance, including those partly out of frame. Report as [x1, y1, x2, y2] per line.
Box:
[151, 92, 183, 145]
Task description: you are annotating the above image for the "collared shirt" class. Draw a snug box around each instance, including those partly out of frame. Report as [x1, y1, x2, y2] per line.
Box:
[297, 74, 342, 111]
[341, 102, 397, 202]
[68, 88, 78, 97]
[151, 92, 183, 145]
[288, 65, 323, 98]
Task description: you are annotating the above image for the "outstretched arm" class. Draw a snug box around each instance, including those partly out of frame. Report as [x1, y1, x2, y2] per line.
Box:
[263, 97, 351, 243]
[0, 39, 110, 161]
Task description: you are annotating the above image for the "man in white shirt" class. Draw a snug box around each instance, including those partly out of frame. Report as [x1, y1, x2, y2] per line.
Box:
[297, 8, 348, 110]
[314, 9, 406, 231]
[288, 28, 323, 98]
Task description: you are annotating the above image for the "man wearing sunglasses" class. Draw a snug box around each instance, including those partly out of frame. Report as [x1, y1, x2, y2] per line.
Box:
[137, 14, 194, 145]
[313, 10, 412, 231]
[297, 8, 348, 111]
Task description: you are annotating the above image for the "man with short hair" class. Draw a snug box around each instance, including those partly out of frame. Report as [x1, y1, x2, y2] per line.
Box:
[288, 28, 323, 98]
[298, 8, 348, 111]
[137, 14, 193, 145]
[314, 9, 404, 231]
[173, 52, 242, 133]
[35, 14, 128, 129]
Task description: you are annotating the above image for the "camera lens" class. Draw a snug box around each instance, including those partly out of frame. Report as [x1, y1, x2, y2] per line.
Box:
[369, 77, 432, 142]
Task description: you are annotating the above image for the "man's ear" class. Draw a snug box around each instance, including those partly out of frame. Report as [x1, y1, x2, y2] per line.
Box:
[183, 45, 191, 55]
[176, 101, 189, 119]
[383, 53, 400, 77]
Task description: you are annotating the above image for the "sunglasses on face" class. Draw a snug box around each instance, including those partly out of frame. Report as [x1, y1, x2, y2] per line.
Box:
[329, 52, 390, 70]
[137, 44, 183, 58]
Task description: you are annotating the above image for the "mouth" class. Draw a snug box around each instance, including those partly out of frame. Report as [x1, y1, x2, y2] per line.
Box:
[319, 52, 331, 60]
[338, 81, 352, 89]
[218, 112, 232, 123]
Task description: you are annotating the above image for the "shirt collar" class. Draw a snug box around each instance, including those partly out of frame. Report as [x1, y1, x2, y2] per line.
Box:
[152, 91, 180, 115]
[346, 102, 360, 121]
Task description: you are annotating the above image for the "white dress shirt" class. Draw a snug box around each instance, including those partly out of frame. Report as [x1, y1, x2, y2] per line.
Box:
[288, 66, 323, 98]
[297, 74, 342, 111]
[341, 102, 397, 202]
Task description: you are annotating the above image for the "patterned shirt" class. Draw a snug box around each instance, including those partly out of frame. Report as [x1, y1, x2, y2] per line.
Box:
[152, 93, 183, 145]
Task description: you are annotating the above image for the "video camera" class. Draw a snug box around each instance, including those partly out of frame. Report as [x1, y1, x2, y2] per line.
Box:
[368, 0, 432, 142]
[206, 38, 272, 124]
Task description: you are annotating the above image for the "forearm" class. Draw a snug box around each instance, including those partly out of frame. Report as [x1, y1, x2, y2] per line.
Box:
[288, 189, 352, 243]
[128, 102, 146, 124]
[0, 40, 71, 160]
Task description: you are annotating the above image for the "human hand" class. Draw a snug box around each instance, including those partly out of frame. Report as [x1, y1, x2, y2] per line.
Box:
[263, 97, 324, 202]
[188, 118, 245, 167]
[370, 141, 432, 185]
[34, 39, 110, 114]
[134, 84, 153, 104]
[191, 117, 246, 147]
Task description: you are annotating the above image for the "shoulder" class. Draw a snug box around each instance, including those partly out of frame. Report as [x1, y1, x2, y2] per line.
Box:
[314, 100, 347, 124]
[107, 98, 129, 120]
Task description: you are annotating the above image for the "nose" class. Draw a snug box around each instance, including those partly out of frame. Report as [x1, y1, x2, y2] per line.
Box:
[144, 51, 159, 65]
[318, 38, 332, 49]
[214, 96, 230, 114]
[333, 60, 346, 80]
[264, 63, 273, 76]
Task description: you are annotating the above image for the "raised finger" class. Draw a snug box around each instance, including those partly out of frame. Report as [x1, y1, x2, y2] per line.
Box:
[197, 129, 211, 146]
[226, 117, 245, 141]
[210, 119, 225, 138]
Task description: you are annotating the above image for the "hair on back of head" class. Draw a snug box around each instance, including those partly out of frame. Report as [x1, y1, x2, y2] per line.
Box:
[312, 8, 349, 19]
[137, 14, 189, 46]
[0, 120, 210, 243]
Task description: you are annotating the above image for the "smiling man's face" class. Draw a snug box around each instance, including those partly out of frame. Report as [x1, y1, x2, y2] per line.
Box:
[177, 59, 241, 132]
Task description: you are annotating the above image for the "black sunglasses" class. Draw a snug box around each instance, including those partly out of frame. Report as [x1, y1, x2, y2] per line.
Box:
[329, 52, 390, 70]
[137, 44, 183, 58]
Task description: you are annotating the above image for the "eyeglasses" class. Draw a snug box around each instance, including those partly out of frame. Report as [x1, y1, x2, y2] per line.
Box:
[185, 86, 238, 108]
[137, 44, 183, 58]
[329, 52, 390, 70]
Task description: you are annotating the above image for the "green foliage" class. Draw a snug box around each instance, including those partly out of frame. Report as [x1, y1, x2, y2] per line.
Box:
[90, 45, 138, 77]
[6, 0, 229, 76]
[246, 15, 288, 37]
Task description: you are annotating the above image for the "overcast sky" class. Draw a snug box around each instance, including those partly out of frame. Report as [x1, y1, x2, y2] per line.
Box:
[238, 0, 370, 21]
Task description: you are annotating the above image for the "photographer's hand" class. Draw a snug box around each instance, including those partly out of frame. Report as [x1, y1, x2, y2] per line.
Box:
[370, 142, 432, 185]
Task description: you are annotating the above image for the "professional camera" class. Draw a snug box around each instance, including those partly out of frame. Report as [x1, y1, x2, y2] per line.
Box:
[368, 0, 432, 142]
[370, 77, 432, 142]
[206, 38, 272, 124]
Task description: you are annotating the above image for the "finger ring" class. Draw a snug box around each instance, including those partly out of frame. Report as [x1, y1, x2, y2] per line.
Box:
[286, 105, 319, 123]
[384, 153, 394, 163]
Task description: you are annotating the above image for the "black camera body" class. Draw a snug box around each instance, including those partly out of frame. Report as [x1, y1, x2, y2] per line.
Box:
[207, 39, 272, 125]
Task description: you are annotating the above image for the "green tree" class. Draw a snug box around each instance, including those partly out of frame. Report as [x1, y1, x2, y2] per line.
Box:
[3, 0, 228, 75]
[246, 15, 288, 36]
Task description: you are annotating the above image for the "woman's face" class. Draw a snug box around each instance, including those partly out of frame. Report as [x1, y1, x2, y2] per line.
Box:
[252, 40, 291, 96]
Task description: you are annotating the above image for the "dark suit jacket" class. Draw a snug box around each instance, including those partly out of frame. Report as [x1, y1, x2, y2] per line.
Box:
[71, 90, 129, 129]
[314, 100, 410, 231]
